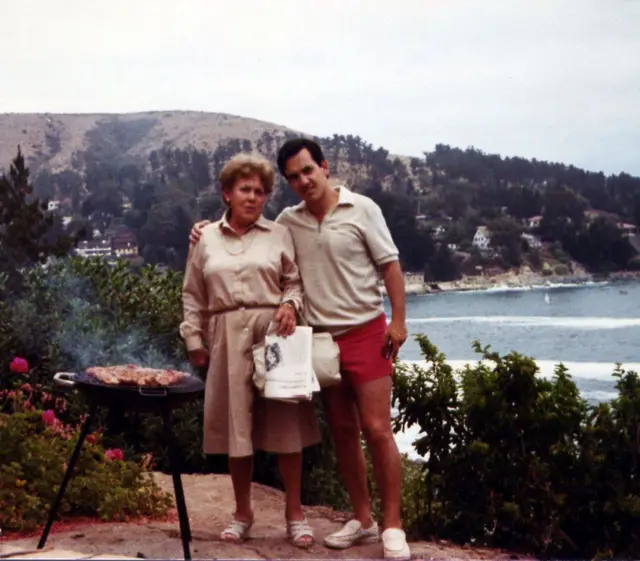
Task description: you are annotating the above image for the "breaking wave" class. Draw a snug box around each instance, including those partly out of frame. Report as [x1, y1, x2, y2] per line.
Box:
[404, 316, 640, 330]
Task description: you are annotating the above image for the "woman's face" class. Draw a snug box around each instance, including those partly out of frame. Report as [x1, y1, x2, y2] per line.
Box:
[225, 174, 267, 227]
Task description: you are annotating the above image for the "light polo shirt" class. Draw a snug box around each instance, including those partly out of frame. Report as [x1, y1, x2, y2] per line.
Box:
[275, 185, 399, 332]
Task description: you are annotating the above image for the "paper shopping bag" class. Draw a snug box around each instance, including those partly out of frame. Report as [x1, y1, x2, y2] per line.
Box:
[262, 326, 319, 402]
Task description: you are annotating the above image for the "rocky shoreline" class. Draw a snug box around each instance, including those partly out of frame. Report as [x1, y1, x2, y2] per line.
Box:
[383, 268, 640, 296]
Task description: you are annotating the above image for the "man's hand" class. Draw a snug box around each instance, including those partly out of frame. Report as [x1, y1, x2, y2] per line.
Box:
[383, 318, 408, 360]
[189, 220, 212, 246]
[273, 302, 297, 337]
[380, 261, 407, 361]
[188, 347, 209, 368]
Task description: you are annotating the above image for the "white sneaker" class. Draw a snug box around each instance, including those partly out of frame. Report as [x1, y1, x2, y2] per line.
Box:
[382, 528, 411, 560]
[323, 519, 380, 549]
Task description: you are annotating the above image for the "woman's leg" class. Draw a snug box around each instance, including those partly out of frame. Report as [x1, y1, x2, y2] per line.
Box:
[277, 452, 304, 520]
[221, 455, 254, 541]
[228, 455, 254, 521]
[277, 452, 314, 546]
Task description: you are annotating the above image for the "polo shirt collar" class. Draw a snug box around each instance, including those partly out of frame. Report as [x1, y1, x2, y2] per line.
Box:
[293, 184, 355, 212]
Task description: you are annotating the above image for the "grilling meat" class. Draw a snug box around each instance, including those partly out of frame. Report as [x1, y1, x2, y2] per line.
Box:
[86, 365, 187, 386]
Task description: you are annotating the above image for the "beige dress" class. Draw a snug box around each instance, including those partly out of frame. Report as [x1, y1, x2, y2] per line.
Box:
[180, 213, 321, 458]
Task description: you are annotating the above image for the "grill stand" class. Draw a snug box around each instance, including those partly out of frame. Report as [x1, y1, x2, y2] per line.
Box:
[37, 402, 193, 560]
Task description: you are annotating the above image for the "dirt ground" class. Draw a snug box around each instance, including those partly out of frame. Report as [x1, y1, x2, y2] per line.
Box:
[1, 472, 535, 560]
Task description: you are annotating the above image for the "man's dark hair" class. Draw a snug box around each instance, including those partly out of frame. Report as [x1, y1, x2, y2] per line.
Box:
[276, 137, 326, 177]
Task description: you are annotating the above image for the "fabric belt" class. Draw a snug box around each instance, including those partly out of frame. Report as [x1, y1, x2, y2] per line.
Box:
[211, 304, 279, 316]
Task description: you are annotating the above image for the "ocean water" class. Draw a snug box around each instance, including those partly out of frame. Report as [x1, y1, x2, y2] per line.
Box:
[383, 279, 640, 459]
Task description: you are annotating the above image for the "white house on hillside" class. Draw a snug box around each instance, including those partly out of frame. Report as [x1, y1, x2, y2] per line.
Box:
[522, 233, 542, 248]
[617, 222, 638, 236]
[75, 239, 112, 259]
[527, 215, 543, 229]
[473, 226, 491, 251]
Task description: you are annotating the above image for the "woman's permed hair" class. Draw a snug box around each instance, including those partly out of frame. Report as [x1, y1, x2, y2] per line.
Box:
[219, 153, 275, 195]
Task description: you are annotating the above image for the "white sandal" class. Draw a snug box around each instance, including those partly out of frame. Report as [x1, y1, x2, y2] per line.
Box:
[287, 518, 314, 548]
[220, 518, 253, 542]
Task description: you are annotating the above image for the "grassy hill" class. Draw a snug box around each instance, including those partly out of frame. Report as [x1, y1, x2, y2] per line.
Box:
[0, 111, 299, 174]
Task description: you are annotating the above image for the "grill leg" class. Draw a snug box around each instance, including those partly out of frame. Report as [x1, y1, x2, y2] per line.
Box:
[132, 411, 141, 452]
[38, 404, 96, 549]
[163, 408, 192, 560]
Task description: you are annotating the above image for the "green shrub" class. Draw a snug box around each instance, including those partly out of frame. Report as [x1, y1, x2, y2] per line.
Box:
[392, 334, 640, 558]
[0, 257, 208, 474]
[0, 405, 172, 531]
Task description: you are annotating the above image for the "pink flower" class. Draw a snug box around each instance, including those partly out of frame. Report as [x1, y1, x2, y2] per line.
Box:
[41, 410, 57, 426]
[105, 448, 124, 461]
[20, 383, 33, 392]
[10, 357, 29, 374]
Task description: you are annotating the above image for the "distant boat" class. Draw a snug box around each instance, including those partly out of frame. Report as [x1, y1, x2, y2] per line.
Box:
[544, 293, 550, 304]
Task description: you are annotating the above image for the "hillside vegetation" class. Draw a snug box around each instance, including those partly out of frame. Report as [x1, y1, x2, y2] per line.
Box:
[1, 110, 639, 277]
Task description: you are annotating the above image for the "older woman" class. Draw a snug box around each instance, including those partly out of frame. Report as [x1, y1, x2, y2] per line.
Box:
[180, 153, 320, 547]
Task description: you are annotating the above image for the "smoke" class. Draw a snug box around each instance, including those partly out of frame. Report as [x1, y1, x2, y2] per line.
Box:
[7, 258, 197, 376]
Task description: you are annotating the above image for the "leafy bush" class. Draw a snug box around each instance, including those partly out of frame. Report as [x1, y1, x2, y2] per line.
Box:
[0, 257, 207, 473]
[0, 387, 172, 531]
[0, 257, 312, 485]
[393, 334, 640, 558]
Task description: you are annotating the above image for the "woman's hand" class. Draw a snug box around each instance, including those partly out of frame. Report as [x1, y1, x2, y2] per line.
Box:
[188, 347, 209, 368]
[273, 302, 297, 337]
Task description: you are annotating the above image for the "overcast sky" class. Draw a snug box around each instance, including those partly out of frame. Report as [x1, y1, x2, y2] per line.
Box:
[2, 0, 639, 175]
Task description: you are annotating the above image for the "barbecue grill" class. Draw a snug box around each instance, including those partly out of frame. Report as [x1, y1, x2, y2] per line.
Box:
[54, 371, 205, 410]
[36, 370, 205, 560]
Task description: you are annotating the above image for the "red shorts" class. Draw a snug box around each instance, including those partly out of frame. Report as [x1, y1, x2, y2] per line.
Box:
[333, 313, 393, 387]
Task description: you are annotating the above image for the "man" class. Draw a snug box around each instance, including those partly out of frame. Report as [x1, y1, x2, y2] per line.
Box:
[189, 138, 410, 559]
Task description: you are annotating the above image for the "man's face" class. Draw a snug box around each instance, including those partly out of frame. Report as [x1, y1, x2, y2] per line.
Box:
[283, 148, 330, 204]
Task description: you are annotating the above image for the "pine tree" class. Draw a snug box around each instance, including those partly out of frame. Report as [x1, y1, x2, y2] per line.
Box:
[0, 147, 78, 272]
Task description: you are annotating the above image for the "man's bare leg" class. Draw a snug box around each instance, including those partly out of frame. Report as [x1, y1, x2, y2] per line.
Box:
[321, 383, 374, 528]
[354, 375, 403, 530]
